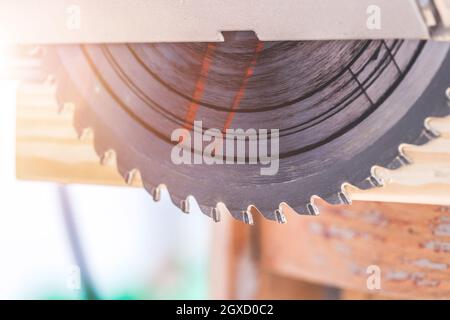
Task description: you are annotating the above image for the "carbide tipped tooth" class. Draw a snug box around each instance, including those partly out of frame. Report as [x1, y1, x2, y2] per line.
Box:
[274, 208, 287, 224]
[423, 126, 440, 140]
[424, 118, 441, 138]
[446, 87, 450, 101]
[211, 207, 221, 223]
[397, 152, 411, 166]
[100, 150, 114, 166]
[306, 203, 320, 216]
[180, 199, 190, 214]
[58, 102, 75, 114]
[242, 210, 254, 225]
[78, 128, 92, 140]
[369, 175, 383, 187]
[387, 155, 410, 170]
[125, 169, 138, 185]
[414, 130, 435, 145]
[338, 192, 352, 205]
[152, 187, 161, 202]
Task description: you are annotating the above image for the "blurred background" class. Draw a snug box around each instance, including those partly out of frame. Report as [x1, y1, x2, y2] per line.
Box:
[0, 67, 213, 299]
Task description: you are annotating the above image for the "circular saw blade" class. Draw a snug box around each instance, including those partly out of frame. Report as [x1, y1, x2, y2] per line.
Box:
[44, 38, 450, 223]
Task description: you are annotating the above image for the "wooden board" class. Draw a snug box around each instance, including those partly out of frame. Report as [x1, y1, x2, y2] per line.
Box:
[15, 83, 450, 206]
[258, 201, 450, 299]
[15, 83, 141, 187]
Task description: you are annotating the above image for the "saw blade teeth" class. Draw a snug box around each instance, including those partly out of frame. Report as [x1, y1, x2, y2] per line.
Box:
[100, 149, 115, 166]
[248, 205, 279, 222]
[78, 127, 93, 141]
[338, 191, 352, 205]
[322, 188, 352, 205]
[279, 202, 297, 217]
[352, 177, 374, 190]
[369, 174, 383, 187]
[125, 169, 136, 185]
[424, 126, 441, 140]
[211, 207, 221, 223]
[215, 202, 235, 223]
[274, 208, 287, 224]
[125, 170, 134, 185]
[216, 203, 253, 224]
[143, 183, 163, 202]
[353, 171, 384, 190]
[383, 145, 412, 170]
[415, 127, 439, 145]
[386, 154, 410, 170]
[321, 192, 343, 205]
[58, 101, 75, 115]
[153, 185, 163, 202]
[279, 200, 320, 217]
[242, 210, 254, 225]
[424, 117, 442, 138]
[168, 186, 185, 210]
[306, 202, 320, 216]
[180, 198, 190, 214]
[398, 145, 412, 165]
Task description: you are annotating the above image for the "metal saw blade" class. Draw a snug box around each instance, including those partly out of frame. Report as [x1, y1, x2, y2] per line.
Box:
[43, 36, 450, 223]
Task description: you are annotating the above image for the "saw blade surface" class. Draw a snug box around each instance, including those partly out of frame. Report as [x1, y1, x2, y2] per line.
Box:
[45, 37, 450, 223]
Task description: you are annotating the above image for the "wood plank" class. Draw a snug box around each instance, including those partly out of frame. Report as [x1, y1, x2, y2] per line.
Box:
[15, 83, 141, 187]
[261, 201, 450, 299]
